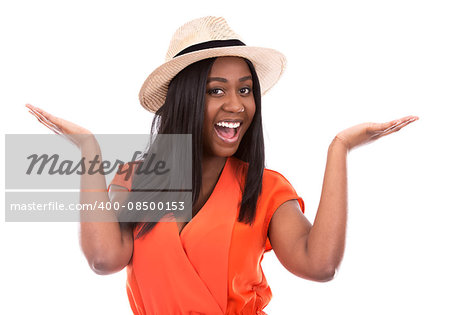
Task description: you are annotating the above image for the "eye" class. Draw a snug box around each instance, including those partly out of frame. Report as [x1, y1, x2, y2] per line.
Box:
[239, 87, 252, 95]
[207, 88, 224, 96]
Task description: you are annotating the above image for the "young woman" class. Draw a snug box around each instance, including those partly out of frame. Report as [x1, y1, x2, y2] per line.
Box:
[26, 16, 418, 315]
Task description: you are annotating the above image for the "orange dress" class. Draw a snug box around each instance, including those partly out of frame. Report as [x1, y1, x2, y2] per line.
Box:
[107, 156, 305, 314]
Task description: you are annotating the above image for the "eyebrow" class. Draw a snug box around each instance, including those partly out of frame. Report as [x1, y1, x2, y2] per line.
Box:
[207, 75, 252, 83]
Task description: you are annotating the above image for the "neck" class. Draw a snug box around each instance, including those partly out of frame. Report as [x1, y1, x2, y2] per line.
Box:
[201, 155, 227, 176]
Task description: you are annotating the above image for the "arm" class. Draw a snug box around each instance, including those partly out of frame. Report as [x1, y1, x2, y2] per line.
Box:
[26, 104, 133, 275]
[78, 139, 133, 275]
[269, 115, 419, 282]
[268, 137, 347, 282]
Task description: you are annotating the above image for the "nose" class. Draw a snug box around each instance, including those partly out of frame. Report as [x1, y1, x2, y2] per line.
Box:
[221, 92, 243, 113]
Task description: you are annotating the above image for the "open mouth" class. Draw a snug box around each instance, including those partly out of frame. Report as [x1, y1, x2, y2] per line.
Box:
[214, 120, 242, 143]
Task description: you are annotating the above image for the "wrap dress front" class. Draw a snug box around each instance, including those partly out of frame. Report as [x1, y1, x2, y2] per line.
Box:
[107, 156, 305, 314]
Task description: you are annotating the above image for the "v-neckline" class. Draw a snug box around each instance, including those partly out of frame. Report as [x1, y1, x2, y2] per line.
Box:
[177, 156, 230, 239]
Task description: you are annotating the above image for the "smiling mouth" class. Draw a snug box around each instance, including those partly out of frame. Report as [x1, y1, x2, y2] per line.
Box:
[214, 121, 242, 143]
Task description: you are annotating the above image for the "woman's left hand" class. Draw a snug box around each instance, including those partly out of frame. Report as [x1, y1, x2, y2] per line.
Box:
[334, 115, 419, 152]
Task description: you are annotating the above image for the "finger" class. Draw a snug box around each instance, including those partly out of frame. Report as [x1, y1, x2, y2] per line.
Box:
[29, 110, 63, 135]
[371, 118, 416, 139]
[30, 111, 74, 144]
[390, 116, 419, 127]
[378, 119, 413, 135]
[26, 104, 61, 125]
[33, 115, 62, 136]
[387, 116, 418, 131]
[30, 110, 63, 135]
[381, 120, 410, 134]
[371, 117, 416, 137]
[369, 118, 406, 133]
[28, 109, 49, 125]
[28, 107, 63, 132]
[31, 106, 51, 120]
[375, 116, 418, 134]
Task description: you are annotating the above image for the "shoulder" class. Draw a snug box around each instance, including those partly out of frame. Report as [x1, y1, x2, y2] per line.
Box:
[107, 160, 143, 192]
[260, 167, 302, 206]
[260, 166, 305, 252]
[263, 167, 292, 185]
[261, 166, 299, 199]
[229, 156, 303, 209]
[264, 167, 305, 210]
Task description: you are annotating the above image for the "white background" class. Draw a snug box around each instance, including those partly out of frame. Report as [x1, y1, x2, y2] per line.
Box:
[1, 0, 449, 314]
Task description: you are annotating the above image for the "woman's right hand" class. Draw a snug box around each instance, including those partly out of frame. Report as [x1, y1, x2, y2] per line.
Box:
[26, 103, 96, 150]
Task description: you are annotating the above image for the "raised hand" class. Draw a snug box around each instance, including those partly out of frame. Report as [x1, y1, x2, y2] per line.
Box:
[26, 103, 96, 149]
[334, 115, 419, 152]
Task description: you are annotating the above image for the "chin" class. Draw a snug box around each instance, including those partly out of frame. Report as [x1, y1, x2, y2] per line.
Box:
[209, 143, 240, 158]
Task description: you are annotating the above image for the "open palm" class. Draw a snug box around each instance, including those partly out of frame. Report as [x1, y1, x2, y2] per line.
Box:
[26, 103, 95, 149]
[335, 115, 419, 151]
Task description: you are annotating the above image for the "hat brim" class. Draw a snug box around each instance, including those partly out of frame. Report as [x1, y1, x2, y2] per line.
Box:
[138, 46, 286, 113]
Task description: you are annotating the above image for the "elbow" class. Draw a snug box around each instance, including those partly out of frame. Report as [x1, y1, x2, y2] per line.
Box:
[314, 266, 337, 282]
[88, 252, 126, 275]
[307, 262, 338, 282]
[79, 231, 132, 275]
[290, 262, 338, 282]
[90, 257, 115, 275]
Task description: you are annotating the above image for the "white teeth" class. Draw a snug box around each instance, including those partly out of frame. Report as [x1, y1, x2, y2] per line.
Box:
[216, 121, 241, 128]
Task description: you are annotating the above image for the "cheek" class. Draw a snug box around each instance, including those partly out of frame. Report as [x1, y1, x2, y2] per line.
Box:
[247, 100, 256, 122]
[204, 97, 223, 124]
[203, 107, 214, 127]
[202, 103, 216, 136]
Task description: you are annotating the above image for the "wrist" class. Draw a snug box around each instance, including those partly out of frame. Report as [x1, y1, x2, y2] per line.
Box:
[330, 136, 350, 153]
[80, 136, 100, 154]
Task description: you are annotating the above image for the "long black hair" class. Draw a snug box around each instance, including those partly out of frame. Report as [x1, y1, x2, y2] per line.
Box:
[118, 57, 264, 239]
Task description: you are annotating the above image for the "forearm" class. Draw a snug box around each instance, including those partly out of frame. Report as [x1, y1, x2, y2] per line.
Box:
[78, 138, 124, 270]
[306, 136, 349, 275]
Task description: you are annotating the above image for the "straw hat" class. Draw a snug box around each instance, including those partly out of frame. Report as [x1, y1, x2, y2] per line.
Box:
[139, 16, 287, 113]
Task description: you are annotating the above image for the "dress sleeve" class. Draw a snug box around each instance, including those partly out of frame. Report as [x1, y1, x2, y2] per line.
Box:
[262, 169, 305, 252]
[106, 162, 136, 193]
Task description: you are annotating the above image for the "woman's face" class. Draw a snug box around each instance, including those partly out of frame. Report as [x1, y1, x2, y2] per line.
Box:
[202, 56, 256, 158]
